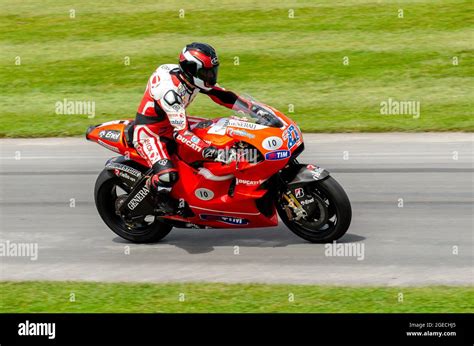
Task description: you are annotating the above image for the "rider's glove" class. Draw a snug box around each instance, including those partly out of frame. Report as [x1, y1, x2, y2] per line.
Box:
[251, 105, 283, 127]
[252, 105, 272, 118]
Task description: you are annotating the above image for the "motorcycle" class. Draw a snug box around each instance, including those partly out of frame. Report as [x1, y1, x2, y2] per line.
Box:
[86, 98, 352, 243]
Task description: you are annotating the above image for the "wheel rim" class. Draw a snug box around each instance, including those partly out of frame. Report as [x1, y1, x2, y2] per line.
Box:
[279, 185, 339, 236]
[296, 189, 337, 233]
[100, 179, 158, 236]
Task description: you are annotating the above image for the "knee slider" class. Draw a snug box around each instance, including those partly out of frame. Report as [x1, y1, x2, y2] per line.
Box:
[152, 159, 178, 188]
[158, 171, 178, 186]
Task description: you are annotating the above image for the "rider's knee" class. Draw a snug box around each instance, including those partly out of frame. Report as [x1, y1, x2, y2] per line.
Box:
[152, 159, 179, 188]
[158, 171, 179, 187]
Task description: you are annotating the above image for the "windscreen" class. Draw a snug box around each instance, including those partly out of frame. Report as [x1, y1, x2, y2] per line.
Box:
[231, 95, 284, 128]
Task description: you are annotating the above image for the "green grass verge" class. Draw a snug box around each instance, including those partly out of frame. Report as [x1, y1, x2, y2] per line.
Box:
[0, 0, 473, 137]
[1, 281, 472, 313]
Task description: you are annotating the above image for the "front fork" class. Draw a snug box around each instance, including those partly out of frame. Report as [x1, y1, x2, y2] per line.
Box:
[276, 159, 330, 221]
[282, 191, 307, 220]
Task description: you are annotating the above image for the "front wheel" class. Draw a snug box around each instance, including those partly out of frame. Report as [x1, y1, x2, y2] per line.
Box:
[277, 176, 352, 243]
[94, 169, 172, 243]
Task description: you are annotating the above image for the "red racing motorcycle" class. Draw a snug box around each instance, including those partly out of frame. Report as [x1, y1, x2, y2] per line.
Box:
[86, 98, 351, 243]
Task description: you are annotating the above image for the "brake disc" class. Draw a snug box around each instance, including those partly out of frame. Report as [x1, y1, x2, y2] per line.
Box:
[298, 192, 328, 228]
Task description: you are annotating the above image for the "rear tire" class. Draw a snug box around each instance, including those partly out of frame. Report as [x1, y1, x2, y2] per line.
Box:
[277, 176, 352, 243]
[94, 169, 172, 243]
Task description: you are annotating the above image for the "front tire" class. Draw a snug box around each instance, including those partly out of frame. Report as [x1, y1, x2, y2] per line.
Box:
[94, 169, 172, 243]
[277, 176, 352, 243]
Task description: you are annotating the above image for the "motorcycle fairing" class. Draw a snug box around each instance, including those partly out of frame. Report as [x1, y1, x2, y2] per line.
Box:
[86, 111, 306, 229]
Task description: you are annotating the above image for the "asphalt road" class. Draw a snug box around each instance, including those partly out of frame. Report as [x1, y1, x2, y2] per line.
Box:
[0, 133, 472, 285]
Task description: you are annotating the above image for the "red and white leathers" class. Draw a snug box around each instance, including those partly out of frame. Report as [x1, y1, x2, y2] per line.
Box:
[133, 64, 249, 189]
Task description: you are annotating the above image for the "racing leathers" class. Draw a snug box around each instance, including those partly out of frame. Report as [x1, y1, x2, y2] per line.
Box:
[133, 64, 249, 194]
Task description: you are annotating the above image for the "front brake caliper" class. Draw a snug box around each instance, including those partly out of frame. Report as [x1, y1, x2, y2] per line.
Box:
[283, 191, 307, 220]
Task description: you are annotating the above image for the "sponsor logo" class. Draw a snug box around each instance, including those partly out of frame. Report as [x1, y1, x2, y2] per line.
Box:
[300, 196, 314, 206]
[286, 124, 301, 149]
[311, 167, 325, 179]
[306, 165, 326, 179]
[105, 162, 142, 178]
[199, 214, 249, 225]
[236, 178, 266, 186]
[98, 139, 120, 153]
[18, 320, 55, 339]
[113, 169, 137, 183]
[143, 138, 156, 157]
[262, 136, 283, 150]
[195, 188, 214, 200]
[294, 188, 304, 198]
[265, 150, 290, 161]
[203, 148, 217, 159]
[170, 113, 186, 129]
[99, 130, 121, 142]
[171, 104, 181, 111]
[157, 159, 168, 166]
[228, 120, 257, 130]
[127, 185, 150, 210]
[211, 57, 219, 65]
[227, 128, 255, 139]
[176, 133, 203, 153]
[177, 84, 188, 97]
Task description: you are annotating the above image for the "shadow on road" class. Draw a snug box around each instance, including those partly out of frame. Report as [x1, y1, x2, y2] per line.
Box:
[113, 225, 365, 255]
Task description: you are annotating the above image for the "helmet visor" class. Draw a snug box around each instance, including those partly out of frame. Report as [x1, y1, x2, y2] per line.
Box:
[196, 65, 218, 86]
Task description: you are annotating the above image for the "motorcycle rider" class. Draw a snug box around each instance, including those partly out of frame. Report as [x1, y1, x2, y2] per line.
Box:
[133, 42, 252, 211]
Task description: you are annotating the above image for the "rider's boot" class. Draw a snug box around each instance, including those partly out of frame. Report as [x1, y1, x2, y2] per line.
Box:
[154, 186, 176, 214]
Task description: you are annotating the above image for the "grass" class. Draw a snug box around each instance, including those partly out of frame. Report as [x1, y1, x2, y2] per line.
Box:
[0, 281, 472, 313]
[0, 0, 473, 137]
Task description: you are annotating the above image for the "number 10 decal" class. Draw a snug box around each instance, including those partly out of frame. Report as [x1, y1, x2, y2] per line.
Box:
[195, 188, 214, 201]
[262, 136, 283, 150]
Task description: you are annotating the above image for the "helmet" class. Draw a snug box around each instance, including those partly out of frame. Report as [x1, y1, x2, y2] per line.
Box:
[179, 42, 219, 90]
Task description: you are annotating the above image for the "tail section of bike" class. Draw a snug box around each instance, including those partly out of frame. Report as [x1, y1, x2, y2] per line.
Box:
[85, 119, 148, 167]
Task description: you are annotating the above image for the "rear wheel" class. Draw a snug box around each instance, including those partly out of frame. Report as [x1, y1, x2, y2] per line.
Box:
[94, 169, 172, 243]
[277, 176, 352, 243]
